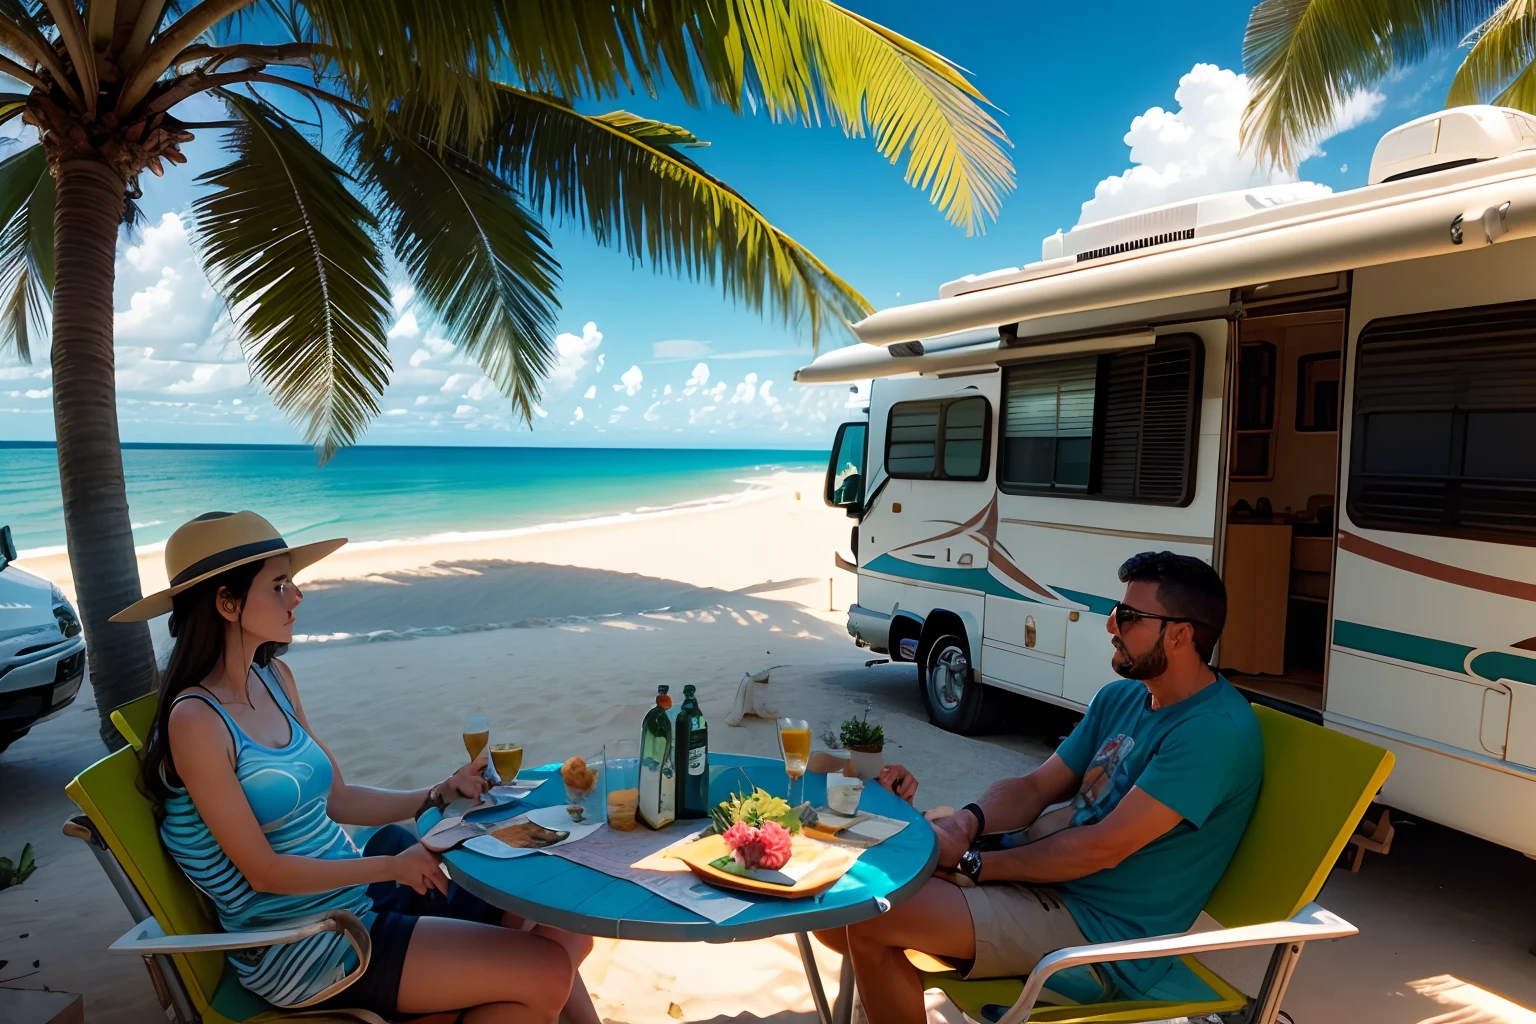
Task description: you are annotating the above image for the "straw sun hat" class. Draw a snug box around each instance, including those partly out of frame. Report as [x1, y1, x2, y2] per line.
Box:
[110, 511, 346, 622]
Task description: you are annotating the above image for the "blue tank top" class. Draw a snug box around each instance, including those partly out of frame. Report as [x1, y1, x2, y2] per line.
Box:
[160, 664, 376, 1007]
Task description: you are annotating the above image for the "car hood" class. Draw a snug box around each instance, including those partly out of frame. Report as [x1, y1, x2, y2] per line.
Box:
[0, 562, 66, 653]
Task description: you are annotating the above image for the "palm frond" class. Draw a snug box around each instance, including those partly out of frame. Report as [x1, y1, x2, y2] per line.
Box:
[357, 121, 561, 424]
[1447, 0, 1536, 107]
[779, 1, 1012, 234]
[192, 93, 392, 459]
[480, 87, 870, 349]
[0, 143, 53, 363]
[290, 0, 503, 142]
[1241, 0, 1497, 171]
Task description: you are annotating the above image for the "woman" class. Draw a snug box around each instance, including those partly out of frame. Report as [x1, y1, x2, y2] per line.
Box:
[115, 511, 599, 1024]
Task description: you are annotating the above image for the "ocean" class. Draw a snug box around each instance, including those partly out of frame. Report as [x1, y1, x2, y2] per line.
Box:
[0, 444, 825, 557]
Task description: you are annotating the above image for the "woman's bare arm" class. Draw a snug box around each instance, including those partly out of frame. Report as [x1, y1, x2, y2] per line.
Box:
[270, 659, 485, 826]
[169, 697, 406, 893]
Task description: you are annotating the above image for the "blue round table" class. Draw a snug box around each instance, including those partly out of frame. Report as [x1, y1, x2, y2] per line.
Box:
[419, 753, 938, 1024]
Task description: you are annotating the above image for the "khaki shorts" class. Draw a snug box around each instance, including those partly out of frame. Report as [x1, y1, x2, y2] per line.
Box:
[960, 883, 1088, 980]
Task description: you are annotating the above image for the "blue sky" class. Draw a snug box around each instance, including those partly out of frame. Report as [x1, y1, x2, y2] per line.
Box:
[0, 1, 1465, 449]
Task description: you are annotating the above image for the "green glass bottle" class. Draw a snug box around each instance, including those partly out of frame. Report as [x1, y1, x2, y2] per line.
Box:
[638, 685, 676, 829]
[675, 684, 708, 818]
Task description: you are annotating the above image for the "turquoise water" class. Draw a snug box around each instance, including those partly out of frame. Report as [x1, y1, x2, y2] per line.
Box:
[0, 444, 824, 555]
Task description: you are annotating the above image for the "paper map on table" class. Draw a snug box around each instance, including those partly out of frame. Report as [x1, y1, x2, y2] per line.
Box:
[802, 809, 910, 848]
[549, 823, 754, 924]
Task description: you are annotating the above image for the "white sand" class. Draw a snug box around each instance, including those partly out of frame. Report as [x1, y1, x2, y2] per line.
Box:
[3, 471, 1534, 1023]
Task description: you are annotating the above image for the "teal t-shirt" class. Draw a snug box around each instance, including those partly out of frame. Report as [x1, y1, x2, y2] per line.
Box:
[1049, 676, 1262, 999]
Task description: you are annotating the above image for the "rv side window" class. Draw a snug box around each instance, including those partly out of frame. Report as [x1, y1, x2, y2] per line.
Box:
[999, 335, 1201, 505]
[1349, 300, 1536, 544]
[885, 396, 991, 481]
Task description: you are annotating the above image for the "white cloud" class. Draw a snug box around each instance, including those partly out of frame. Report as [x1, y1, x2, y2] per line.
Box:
[465, 377, 497, 401]
[583, 385, 596, 400]
[573, 406, 584, 421]
[644, 401, 662, 422]
[390, 285, 415, 313]
[387, 311, 419, 339]
[616, 364, 643, 396]
[595, 354, 606, 373]
[1075, 63, 1380, 226]
[731, 372, 759, 404]
[531, 403, 548, 418]
[545, 322, 603, 396]
[652, 339, 711, 360]
[686, 362, 710, 388]
[453, 404, 475, 419]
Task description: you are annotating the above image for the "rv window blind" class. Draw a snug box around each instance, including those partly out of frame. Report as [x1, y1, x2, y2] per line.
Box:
[885, 396, 991, 481]
[1349, 299, 1536, 543]
[1000, 357, 1097, 489]
[999, 336, 1200, 506]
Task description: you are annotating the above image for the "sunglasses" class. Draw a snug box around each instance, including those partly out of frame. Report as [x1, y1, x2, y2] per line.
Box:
[1111, 601, 1211, 633]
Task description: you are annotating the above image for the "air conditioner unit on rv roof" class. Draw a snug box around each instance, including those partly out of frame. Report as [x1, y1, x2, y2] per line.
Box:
[1368, 105, 1536, 184]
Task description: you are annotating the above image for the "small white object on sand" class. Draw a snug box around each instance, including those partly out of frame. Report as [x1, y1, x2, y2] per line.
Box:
[726, 665, 787, 725]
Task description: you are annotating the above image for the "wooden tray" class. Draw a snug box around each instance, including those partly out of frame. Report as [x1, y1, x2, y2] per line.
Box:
[668, 833, 858, 899]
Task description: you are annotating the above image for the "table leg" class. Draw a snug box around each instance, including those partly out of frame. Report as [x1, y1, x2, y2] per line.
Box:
[795, 931, 834, 1024]
[832, 952, 855, 1024]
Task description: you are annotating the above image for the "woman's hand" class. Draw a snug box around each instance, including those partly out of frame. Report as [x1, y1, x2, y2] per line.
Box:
[391, 843, 448, 896]
[876, 764, 918, 802]
[439, 750, 493, 802]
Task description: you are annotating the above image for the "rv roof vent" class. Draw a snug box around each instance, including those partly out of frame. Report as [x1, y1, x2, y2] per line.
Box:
[1041, 183, 1328, 264]
[1368, 105, 1536, 185]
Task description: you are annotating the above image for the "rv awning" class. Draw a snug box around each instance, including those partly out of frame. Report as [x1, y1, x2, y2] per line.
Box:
[846, 166, 1536, 347]
[794, 329, 1156, 384]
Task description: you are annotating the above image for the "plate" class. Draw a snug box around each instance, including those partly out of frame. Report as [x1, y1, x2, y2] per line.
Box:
[667, 833, 858, 899]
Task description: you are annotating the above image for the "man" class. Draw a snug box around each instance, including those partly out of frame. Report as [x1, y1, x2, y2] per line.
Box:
[818, 551, 1262, 1023]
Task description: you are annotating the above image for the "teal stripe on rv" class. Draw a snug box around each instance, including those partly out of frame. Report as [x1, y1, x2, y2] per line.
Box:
[861, 553, 1038, 600]
[1049, 586, 1119, 616]
[1330, 620, 1473, 674]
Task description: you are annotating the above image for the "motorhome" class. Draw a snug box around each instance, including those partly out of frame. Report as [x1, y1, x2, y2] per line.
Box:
[801, 105, 1536, 858]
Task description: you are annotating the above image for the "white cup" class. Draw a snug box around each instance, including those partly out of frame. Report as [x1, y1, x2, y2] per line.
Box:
[827, 774, 864, 815]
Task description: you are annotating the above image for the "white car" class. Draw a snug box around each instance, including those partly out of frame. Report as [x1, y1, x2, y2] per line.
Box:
[0, 524, 86, 755]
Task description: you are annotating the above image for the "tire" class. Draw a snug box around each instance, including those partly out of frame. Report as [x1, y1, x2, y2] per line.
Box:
[920, 631, 998, 734]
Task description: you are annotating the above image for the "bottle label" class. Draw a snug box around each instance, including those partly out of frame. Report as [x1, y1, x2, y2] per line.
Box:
[688, 733, 706, 775]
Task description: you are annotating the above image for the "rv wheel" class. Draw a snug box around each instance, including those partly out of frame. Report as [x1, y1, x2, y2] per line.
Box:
[921, 633, 995, 734]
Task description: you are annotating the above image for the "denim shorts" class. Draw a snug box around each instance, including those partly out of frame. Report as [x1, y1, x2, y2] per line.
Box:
[315, 824, 504, 1020]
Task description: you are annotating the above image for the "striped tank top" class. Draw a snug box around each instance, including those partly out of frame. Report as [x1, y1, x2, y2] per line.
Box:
[160, 664, 376, 1007]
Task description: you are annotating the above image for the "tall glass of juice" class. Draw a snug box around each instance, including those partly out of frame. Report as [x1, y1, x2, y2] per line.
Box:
[463, 714, 489, 760]
[777, 718, 811, 805]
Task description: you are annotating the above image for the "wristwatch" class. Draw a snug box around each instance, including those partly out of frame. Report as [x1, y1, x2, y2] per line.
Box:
[957, 848, 984, 884]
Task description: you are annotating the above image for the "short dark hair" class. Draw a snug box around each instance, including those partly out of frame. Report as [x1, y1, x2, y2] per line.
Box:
[1118, 551, 1227, 661]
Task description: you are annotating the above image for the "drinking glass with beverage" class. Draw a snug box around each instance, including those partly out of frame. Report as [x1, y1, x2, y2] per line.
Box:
[778, 718, 811, 805]
[463, 714, 490, 760]
[489, 742, 523, 784]
[605, 738, 640, 831]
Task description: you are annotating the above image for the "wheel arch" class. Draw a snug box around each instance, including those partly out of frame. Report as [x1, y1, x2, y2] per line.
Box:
[917, 608, 980, 679]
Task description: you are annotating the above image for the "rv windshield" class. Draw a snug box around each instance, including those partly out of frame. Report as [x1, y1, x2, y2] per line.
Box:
[825, 422, 867, 510]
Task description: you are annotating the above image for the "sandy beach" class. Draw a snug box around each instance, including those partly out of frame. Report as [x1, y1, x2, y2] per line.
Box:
[3, 470, 1535, 1023]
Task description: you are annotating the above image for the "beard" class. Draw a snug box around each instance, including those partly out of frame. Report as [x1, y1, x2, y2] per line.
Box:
[1111, 631, 1168, 680]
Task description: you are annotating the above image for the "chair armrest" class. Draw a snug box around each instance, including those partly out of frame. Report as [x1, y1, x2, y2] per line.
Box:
[109, 909, 366, 956]
[995, 903, 1355, 1024]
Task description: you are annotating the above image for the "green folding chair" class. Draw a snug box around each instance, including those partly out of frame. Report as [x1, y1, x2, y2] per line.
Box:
[109, 692, 157, 751]
[64, 745, 379, 1023]
[918, 705, 1394, 1024]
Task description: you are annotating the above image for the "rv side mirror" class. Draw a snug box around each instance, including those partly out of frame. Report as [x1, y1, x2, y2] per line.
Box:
[825, 421, 868, 512]
[0, 525, 15, 570]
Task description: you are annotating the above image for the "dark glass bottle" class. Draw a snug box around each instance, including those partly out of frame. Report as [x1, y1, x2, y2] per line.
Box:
[639, 685, 676, 829]
[675, 684, 709, 818]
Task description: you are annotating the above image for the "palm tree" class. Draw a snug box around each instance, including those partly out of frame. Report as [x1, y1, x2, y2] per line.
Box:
[1237, 0, 1536, 170]
[0, 1, 1013, 748]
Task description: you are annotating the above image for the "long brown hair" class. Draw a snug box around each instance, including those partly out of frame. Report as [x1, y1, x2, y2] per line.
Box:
[142, 559, 284, 802]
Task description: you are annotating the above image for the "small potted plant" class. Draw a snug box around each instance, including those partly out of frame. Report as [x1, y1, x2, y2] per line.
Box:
[839, 712, 885, 779]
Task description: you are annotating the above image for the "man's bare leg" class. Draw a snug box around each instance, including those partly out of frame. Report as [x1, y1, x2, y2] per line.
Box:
[838, 877, 977, 1024]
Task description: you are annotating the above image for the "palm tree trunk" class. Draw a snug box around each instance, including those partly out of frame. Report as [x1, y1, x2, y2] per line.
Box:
[50, 159, 155, 749]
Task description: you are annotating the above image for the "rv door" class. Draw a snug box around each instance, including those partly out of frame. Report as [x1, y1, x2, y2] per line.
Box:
[825, 421, 867, 515]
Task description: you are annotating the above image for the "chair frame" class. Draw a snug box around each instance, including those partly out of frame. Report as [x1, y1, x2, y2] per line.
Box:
[977, 902, 1356, 1024]
[64, 814, 375, 1024]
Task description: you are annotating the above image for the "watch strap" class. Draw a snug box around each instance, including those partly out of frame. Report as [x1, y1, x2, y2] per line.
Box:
[962, 802, 987, 837]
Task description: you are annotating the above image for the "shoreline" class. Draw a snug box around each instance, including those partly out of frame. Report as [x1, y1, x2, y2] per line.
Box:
[21, 471, 824, 604]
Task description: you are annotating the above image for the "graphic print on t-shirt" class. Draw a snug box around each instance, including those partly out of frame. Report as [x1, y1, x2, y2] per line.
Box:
[1026, 734, 1136, 842]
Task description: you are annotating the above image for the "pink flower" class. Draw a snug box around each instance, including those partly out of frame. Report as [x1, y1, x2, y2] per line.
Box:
[756, 820, 792, 870]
